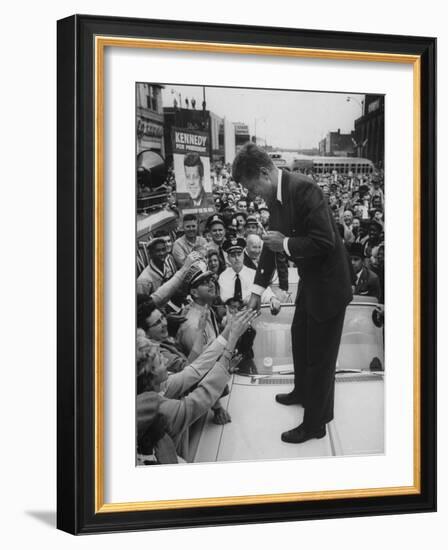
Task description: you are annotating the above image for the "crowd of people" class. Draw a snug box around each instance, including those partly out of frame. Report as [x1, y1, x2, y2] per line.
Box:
[136, 153, 385, 465]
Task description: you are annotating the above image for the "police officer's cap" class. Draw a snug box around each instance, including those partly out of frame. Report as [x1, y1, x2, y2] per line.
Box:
[206, 214, 225, 229]
[187, 267, 214, 290]
[246, 215, 259, 225]
[222, 237, 246, 254]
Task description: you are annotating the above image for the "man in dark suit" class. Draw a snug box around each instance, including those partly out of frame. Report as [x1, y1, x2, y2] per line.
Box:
[349, 243, 380, 300]
[232, 143, 353, 444]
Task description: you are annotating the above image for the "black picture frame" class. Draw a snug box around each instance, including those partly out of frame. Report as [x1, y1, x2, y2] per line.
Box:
[57, 14, 436, 535]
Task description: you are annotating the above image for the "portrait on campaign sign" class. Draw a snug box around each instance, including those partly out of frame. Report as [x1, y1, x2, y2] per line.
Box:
[171, 127, 214, 216]
[136, 83, 386, 466]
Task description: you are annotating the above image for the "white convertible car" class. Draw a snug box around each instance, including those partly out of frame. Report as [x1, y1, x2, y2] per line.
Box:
[190, 297, 384, 464]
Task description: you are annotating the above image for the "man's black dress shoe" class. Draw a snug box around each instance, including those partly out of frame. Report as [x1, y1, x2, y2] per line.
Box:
[281, 424, 326, 444]
[275, 392, 303, 406]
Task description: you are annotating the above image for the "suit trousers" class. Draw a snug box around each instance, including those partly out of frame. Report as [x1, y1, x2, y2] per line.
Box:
[291, 292, 346, 430]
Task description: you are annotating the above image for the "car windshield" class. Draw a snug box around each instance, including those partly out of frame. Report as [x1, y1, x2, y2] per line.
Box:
[251, 302, 384, 375]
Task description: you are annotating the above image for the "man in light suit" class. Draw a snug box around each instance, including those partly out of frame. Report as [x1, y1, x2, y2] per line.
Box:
[232, 143, 353, 444]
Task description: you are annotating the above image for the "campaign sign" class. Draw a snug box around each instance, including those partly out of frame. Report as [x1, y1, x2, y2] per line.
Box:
[172, 127, 214, 217]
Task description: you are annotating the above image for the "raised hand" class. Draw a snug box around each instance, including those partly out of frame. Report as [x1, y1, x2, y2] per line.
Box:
[184, 250, 203, 270]
[228, 309, 259, 344]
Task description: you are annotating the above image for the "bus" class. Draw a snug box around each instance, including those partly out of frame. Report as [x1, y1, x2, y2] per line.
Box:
[268, 152, 288, 168]
[290, 155, 375, 176]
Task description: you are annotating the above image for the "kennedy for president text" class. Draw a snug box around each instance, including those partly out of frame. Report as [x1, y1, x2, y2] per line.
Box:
[172, 128, 209, 154]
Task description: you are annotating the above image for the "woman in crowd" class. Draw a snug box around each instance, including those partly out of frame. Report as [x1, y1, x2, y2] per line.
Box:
[136, 308, 257, 460]
[136, 337, 179, 465]
[207, 248, 221, 277]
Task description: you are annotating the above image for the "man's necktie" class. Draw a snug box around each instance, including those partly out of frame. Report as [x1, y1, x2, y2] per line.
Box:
[234, 273, 242, 302]
[207, 307, 219, 337]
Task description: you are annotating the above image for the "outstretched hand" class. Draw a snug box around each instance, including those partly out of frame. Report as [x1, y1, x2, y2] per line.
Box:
[228, 309, 259, 343]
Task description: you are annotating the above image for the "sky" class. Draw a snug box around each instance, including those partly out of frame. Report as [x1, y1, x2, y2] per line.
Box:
[160, 84, 365, 150]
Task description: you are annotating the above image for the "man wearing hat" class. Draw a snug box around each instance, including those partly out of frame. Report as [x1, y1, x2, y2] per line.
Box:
[137, 237, 178, 295]
[206, 214, 227, 274]
[349, 243, 380, 299]
[218, 237, 281, 310]
[176, 266, 231, 425]
[219, 237, 280, 373]
[176, 267, 220, 356]
[232, 143, 352, 444]
[245, 214, 261, 237]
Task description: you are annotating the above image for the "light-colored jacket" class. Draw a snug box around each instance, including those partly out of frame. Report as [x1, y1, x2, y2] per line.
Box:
[172, 235, 207, 269]
[137, 257, 177, 295]
[159, 336, 229, 460]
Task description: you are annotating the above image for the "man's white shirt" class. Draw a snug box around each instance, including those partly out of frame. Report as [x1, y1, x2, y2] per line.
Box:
[219, 265, 274, 304]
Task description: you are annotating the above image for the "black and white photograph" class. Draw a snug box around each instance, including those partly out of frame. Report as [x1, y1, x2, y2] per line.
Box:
[135, 83, 385, 466]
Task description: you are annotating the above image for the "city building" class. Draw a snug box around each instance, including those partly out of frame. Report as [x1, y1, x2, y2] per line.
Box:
[221, 121, 251, 164]
[354, 94, 384, 167]
[209, 112, 224, 160]
[233, 123, 251, 153]
[318, 129, 355, 157]
[136, 83, 165, 156]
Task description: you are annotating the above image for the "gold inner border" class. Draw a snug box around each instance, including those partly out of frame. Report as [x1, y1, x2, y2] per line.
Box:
[94, 36, 422, 513]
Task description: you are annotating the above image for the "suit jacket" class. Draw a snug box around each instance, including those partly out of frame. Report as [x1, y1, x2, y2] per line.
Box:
[254, 170, 353, 321]
[354, 266, 380, 300]
[243, 250, 258, 271]
[244, 249, 289, 291]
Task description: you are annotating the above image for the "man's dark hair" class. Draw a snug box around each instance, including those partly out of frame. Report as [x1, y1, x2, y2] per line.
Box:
[207, 248, 219, 259]
[184, 152, 204, 177]
[232, 142, 274, 182]
[183, 213, 198, 224]
[153, 229, 169, 238]
[147, 237, 166, 254]
[137, 295, 158, 331]
[225, 297, 244, 309]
